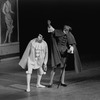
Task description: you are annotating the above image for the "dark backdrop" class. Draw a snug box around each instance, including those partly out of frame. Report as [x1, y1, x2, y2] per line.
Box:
[18, 0, 100, 60]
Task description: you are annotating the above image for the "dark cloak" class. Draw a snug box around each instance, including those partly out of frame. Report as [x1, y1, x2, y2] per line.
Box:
[50, 30, 82, 73]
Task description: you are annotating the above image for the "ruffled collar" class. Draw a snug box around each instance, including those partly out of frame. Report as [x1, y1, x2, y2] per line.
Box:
[35, 38, 43, 43]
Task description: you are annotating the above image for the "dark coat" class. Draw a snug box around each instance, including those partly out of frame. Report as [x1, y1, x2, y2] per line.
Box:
[50, 29, 82, 73]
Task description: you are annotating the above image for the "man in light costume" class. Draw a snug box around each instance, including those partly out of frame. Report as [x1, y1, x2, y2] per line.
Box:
[47, 20, 82, 88]
[19, 34, 48, 92]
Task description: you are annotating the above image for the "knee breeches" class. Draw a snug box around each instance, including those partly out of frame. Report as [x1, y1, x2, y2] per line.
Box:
[26, 63, 45, 75]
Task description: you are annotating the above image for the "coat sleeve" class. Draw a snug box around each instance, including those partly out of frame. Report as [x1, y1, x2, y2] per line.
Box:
[67, 33, 82, 73]
[19, 41, 32, 69]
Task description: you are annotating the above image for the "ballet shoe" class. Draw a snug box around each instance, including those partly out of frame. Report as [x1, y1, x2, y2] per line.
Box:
[36, 84, 45, 88]
[47, 84, 53, 88]
[61, 83, 67, 87]
[25, 88, 30, 92]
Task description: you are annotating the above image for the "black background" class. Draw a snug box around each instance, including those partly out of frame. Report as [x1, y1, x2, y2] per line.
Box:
[18, 0, 100, 58]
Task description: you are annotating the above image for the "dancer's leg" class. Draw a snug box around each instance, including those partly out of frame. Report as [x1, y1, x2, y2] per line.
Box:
[26, 71, 32, 92]
[36, 67, 45, 88]
[48, 68, 56, 87]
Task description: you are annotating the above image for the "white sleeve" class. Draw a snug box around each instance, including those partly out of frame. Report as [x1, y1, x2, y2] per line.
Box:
[48, 26, 55, 33]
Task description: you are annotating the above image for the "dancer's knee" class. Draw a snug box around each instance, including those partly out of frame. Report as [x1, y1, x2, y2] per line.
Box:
[37, 67, 45, 76]
[26, 71, 32, 74]
[52, 67, 56, 72]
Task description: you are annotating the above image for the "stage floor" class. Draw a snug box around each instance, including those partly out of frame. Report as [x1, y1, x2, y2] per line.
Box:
[0, 57, 100, 100]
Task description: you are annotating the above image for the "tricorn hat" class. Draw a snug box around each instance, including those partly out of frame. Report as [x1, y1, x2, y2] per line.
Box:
[63, 25, 72, 30]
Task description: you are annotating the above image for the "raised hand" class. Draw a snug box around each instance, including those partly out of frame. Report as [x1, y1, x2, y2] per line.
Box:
[47, 20, 51, 27]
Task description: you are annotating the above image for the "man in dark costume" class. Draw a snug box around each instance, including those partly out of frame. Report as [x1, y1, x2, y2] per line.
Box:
[47, 20, 82, 87]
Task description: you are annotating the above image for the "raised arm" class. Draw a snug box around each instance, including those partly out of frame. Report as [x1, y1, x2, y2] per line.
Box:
[47, 20, 55, 33]
[47, 20, 51, 27]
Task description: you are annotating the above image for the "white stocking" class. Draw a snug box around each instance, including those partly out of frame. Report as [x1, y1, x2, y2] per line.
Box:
[26, 73, 31, 92]
[36, 74, 45, 88]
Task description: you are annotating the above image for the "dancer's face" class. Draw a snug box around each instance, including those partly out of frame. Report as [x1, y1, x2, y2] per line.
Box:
[63, 29, 69, 34]
[38, 34, 43, 41]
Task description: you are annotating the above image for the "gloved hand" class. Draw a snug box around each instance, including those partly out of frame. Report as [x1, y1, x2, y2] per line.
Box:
[68, 45, 74, 54]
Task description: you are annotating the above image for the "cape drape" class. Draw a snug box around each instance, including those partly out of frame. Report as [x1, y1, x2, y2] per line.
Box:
[19, 40, 33, 69]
